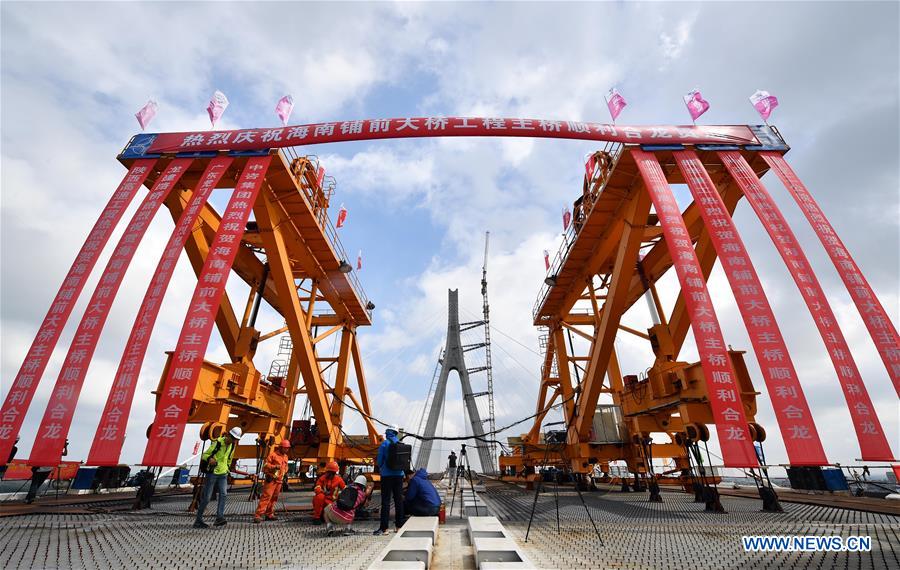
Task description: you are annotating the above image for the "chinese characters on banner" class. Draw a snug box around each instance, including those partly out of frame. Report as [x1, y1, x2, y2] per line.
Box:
[760, 152, 900, 398]
[88, 157, 234, 466]
[29, 158, 193, 466]
[632, 149, 758, 467]
[719, 151, 894, 461]
[143, 155, 273, 466]
[0, 159, 156, 465]
[674, 150, 827, 466]
[146, 119, 762, 155]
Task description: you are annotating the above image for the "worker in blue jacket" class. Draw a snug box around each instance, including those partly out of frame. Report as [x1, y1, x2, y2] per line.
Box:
[404, 468, 441, 516]
[373, 425, 405, 535]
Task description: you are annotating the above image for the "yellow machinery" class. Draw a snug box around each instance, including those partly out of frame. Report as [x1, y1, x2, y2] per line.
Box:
[500, 146, 770, 480]
[143, 150, 380, 467]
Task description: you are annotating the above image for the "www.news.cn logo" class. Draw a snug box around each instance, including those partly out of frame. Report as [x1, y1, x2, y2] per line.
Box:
[742, 536, 872, 552]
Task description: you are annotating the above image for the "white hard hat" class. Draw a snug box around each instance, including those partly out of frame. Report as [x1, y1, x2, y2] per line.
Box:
[228, 426, 243, 439]
[354, 475, 368, 486]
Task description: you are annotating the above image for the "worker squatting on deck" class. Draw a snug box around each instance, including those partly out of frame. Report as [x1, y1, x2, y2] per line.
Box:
[312, 461, 345, 522]
[323, 475, 374, 535]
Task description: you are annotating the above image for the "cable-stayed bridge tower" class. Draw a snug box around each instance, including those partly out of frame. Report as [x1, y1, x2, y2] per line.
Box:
[415, 289, 495, 474]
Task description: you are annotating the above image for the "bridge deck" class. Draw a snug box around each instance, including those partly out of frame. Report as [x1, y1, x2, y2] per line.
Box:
[1, 480, 896, 569]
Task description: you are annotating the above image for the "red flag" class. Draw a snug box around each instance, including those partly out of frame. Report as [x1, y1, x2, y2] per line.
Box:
[316, 165, 326, 188]
[356, 250, 362, 270]
[585, 154, 597, 180]
[336, 204, 348, 228]
[543, 249, 550, 271]
[562, 207, 572, 231]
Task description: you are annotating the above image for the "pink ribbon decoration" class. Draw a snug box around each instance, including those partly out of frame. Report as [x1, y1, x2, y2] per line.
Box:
[749, 90, 779, 121]
[135, 99, 158, 131]
[206, 90, 229, 128]
[275, 95, 294, 127]
[336, 204, 348, 228]
[605, 88, 627, 122]
[683, 89, 710, 122]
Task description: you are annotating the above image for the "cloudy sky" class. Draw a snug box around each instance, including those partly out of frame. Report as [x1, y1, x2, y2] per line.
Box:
[1, 1, 897, 475]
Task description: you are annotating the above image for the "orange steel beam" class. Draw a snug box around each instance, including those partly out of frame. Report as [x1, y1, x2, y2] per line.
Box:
[330, 327, 353, 424]
[552, 326, 577, 422]
[350, 332, 376, 434]
[344, 389, 379, 442]
[573, 185, 652, 439]
[254, 191, 335, 440]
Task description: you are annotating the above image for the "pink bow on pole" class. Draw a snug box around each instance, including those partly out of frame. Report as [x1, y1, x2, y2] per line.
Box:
[207, 90, 229, 128]
[605, 87, 627, 122]
[135, 99, 158, 130]
[275, 95, 294, 127]
[683, 89, 710, 122]
[749, 90, 779, 121]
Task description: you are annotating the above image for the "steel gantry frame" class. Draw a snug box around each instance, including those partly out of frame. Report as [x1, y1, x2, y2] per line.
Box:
[3, 119, 895, 481]
[145, 151, 379, 467]
[501, 140, 896, 479]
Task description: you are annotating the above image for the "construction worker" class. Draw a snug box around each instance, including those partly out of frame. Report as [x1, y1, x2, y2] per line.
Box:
[193, 426, 246, 529]
[311, 461, 345, 523]
[253, 439, 291, 523]
[403, 468, 441, 517]
[373, 425, 405, 535]
[323, 475, 373, 536]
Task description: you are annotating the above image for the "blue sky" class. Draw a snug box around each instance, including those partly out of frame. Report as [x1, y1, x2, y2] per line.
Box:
[1, 2, 898, 474]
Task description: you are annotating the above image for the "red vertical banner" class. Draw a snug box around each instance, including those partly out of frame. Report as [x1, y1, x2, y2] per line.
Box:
[142, 155, 273, 466]
[88, 157, 233, 466]
[674, 150, 827, 466]
[0, 159, 156, 465]
[632, 149, 758, 468]
[720, 151, 894, 461]
[760, 152, 900, 397]
[29, 159, 193, 466]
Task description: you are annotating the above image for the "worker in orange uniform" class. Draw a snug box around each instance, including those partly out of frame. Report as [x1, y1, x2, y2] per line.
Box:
[312, 461, 345, 523]
[253, 439, 291, 523]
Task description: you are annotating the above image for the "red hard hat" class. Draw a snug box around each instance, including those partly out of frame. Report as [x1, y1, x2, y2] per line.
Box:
[325, 461, 339, 473]
[280, 439, 291, 449]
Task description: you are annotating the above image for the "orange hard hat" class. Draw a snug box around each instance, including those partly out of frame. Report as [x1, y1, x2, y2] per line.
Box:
[325, 461, 339, 473]
[279, 439, 291, 449]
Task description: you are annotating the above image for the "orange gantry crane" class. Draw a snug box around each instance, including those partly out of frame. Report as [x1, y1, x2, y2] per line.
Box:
[1, 119, 895, 482]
